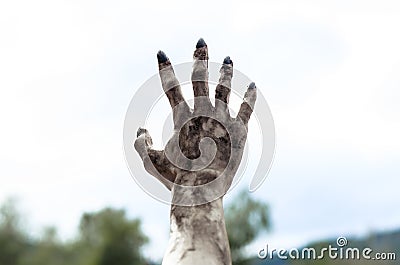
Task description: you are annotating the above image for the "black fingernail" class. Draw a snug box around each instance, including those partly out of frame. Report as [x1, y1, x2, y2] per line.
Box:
[249, 82, 256, 89]
[196, 38, 207, 48]
[223, 56, 232, 65]
[157, 50, 168, 63]
[137, 127, 147, 137]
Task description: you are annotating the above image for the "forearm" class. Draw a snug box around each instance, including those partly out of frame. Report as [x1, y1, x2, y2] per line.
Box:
[162, 199, 232, 265]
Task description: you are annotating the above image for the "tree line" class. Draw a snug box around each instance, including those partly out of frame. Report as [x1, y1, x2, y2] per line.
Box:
[0, 191, 270, 265]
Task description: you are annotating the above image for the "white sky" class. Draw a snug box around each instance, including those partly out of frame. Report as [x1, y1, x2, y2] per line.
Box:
[1, 0, 400, 261]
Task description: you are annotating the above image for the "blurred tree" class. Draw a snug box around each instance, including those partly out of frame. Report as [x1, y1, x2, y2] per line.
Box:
[0, 198, 29, 265]
[0, 199, 149, 265]
[19, 227, 73, 265]
[225, 190, 271, 265]
[76, 207, 149, 265]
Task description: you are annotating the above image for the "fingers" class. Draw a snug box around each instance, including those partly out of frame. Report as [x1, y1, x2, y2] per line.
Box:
[237, 82, 257, 125]
[215, 56, 233, 116]
[157, 51, 190, 127]
[134, 128, 176, 190]
[192, 38, 212, 113]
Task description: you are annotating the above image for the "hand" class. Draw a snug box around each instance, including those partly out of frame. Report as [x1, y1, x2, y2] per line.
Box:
[134, 38, 257, 204]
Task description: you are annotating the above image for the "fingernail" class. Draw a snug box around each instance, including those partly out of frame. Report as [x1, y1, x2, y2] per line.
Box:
[196, 38, 207, 48]
[137, 127, 147, 137]
[157, 50, 168, 63]
[223, 56, 232, 65]
[249, 82, 256, 89]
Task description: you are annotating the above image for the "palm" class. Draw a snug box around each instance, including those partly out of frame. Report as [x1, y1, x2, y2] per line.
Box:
[134, 38, 256, 197]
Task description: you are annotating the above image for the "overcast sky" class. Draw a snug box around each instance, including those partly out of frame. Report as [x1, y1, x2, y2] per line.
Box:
[1, 0, 400, 261]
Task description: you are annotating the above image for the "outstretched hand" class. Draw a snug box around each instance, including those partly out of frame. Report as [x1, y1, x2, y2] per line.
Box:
[134, 38, 257, 202]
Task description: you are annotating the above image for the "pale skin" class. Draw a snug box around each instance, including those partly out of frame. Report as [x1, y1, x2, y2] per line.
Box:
[134, 38, 257, 265]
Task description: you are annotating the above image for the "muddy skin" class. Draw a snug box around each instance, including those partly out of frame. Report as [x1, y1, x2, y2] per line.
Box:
[134, 38, 257, 265]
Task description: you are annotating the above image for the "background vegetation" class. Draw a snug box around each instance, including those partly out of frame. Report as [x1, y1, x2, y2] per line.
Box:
[1, 192, 398, 265]
[0, 191, 270, 265]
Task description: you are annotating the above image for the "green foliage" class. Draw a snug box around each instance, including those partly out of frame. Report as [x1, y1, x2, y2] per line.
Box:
[0, 199, 30, 265]
[225, 190, 271, 265]
[19, 227, 74, 265]
[76, 208, 148, 265]
[0, 193, 273, 265]
[0, 201, 148, 265]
